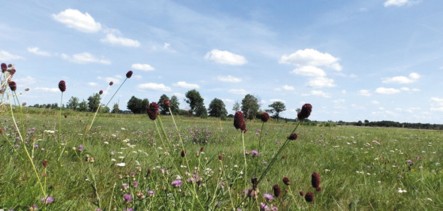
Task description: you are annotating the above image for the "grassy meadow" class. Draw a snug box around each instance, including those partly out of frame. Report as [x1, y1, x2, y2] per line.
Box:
[0, 108, 442, 210]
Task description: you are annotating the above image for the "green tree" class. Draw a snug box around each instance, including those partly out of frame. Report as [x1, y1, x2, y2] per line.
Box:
[87, 93, 101, 112]
[78, 100, 88, 111]
[268, 101, 286, 121]
[111, 103, 121, 113]
[158, 94, 170, 115]
[208, 98, 227, 118]
[66, 96, 79, 110]
[127, 96, 149, 114]
[170, 95, 180, 114]
[241, 94, 259, 120]
[185, 89, 205, 116]
[232, 101, 240, 112]
[195, 104, 208, 118]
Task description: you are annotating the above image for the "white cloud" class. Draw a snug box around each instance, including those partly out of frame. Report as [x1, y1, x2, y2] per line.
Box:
[131, 63, 155, 72]
[228, 89, 248, 95]
[382, 72, 420, 84]
[280, 48, 342, 71]
[52, 9, 102, 33]
[138, 83, 171, 92]
[27, 47, 51, 57]
[282, 85, 295, 91]
[217, 75, 242, 83]
[35, 87, 59, 93]
[430, 97, 443, 112]
[292, 65, 326, 77]
[304, 90, 330, 98]
[308, 77, 335, 88]
[375, 87, 401, 94]
[400, 87, 420, 92]
[384, 0, 412, 7]
[205, 49, 247, 65]
[101, 33, 140, 47]
[359, 89, 372, 97]
[174, 81, 200, 89]
[61, 52, 111, 65]
[88, 82, 98, 87]
[0, 50, 22, 61]
[98, 76, 121, 85]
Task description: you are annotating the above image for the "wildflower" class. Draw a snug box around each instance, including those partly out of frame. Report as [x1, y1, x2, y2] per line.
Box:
[288, 133, 298, 140]
[126, 70, 133, 78]
[77, 144, 84, 152]
[29, 204, 38, 211]
[122, 183, 129, 190]
[406, 160, 413, 166]
[282, 177, 290, 185]
[260, 203, 268, 211]
[218, 153, 223, 161]
[250, 149, 259, 157]
[147, 102, 159, 120]
[398, 188, 407, 193]
[260, 112, 270, 122]
[116, 162, 126, 167]
[41, 196, 55, 204]
[42, 159, 48, 168]
[8, 68, 16, 76]
[8, 81, 16, 91]
[109, 81, 114, 86]
[263, 193, 274, 202]
[311, 172, 321, 191]
[164, 99, 170, 107]
[245, 188, 258, 199]
[58, 80, 66, 92]
[1, 63, 6, 72]
[233, 111, 246, 132]
[133, 181, 139, 188]
[123, 193, 133, 202]
[299, 191, 304, 196]
[297, 103, 312, 120]
[99, 90, 103, 95]
[273, 184, 281, 197]
[304, 192, 314, 202]
[171, 179, 182, 187]
[147, 190, 155, 197]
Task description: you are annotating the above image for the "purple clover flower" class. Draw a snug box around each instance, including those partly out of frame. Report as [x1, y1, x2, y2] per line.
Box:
[123, 193, 133, 202]
[263, 193, 274, 202]
[171, 179, 182, 187]
[41, 196, 54, 204]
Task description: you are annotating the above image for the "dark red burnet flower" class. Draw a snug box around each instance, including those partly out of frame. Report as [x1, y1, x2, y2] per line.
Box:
[311, 172, 321, 191]
[147, 102, 159, 120]
[305, 192, 314, 202]
[1, 63, 6, 73]
[163, 99, 170, 108]
[282, 177, 290, 186]
[42, 159, 48, 168]
[297, 103, 312, 120]
[109, 81, 114, 86]
[8, 81, 17, 91]
[8, 68, 16, 76]
[99, 90, 103, 95]
[288, 133, 298, 140]
[180, 149, 186, 158]
[58, 80, 66, 92]
[233, 111, 246, 132]
[260, 112, 270, 122]
[273, 184, 281, 197]
[126, 70, 133, 79]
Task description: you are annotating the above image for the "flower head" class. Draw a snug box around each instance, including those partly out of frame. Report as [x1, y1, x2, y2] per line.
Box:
[8, 81, 16, 91]
[304, 192, 314, 202]
[263, 193, 274, 202]
[109, 81, 114, 86]
[147, 102, 159, 120]
[164, 99, 170, 107]
[282, 176, 290, 186]
[171, 179, 182, 187]
[99, 90, 103, 95]
[260, 112, 270, 122]
[273, 184, 281, 197]
[297, 103, 312, 120]
[250, 150, 259, 157]
[126, 70, 133, 79]
[234, 111, 246, 132]
[41, 196, 55, 204]
[123, 193, 133, 202]
[288, 133, 298, 140]
[1, 63, 7, 72]
[311, 172, 321, 191]
[58, 80, 66, 92]
[42, 159, 48, 168]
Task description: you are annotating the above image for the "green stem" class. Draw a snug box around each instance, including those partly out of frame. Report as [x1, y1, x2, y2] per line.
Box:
[241, 132, 248, 187]
[104, 78, 127, 108]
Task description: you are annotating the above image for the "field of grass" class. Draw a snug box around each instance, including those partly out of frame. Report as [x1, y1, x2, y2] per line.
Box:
[1, 108, 442, 210]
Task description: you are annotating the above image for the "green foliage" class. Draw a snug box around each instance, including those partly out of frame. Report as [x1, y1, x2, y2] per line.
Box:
[87, 93, 101, 112]
[241, 94, 259, 120]
[126, 96, 149, 114]
[157, 94, 170, 115]
[185, 89, 207, 117]
[268, 101, 286, 120]
[66, 96, 79, 110]
[170, 95, 180, 114]
[208, 98, 227, 118]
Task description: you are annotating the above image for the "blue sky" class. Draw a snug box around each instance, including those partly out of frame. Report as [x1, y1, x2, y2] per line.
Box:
[1, 0, 442, 123]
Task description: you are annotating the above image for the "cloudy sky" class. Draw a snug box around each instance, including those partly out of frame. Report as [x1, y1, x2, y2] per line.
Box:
[1, 0, 442, 123]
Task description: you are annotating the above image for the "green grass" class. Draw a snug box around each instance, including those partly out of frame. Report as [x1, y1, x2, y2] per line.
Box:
[1, 108, 442, 210]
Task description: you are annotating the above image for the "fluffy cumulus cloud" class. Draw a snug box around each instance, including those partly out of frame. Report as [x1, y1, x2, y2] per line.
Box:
[303, 90, 330, 98]
[281, 85, 295, 91]
[384, 0, 412, 7]
[359, 89, 372, 96]
[229, 89, 248, 95]
[35, 87, 59, 93]
[61, 52, 110, 64]
[53, 9, 102, 33]
[205, 49, 247, 65]
[0, 50, 22, 61]
[217, 75, 242, 83]
[280, 48, 342, 71]
[382, 72, 420, 84]
[430, 97, 443, 112]
[138, 83, 171, 92]
[101, 33, 140, 47]
[375, 87, 401, 94]
[174, 81, 200, 89]
[281, 48, 341, 89]
[131, 63, 154, 72]
[27, 47, 51, 57]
